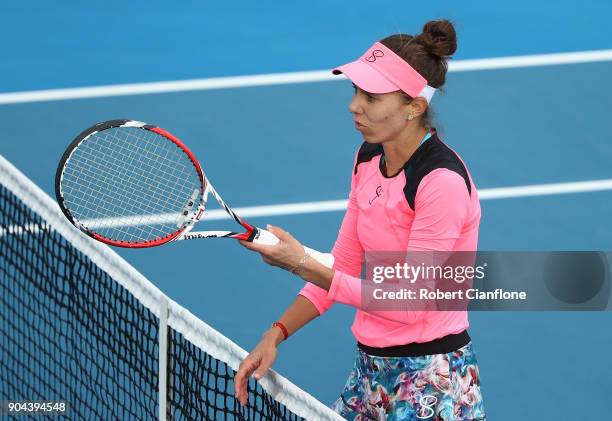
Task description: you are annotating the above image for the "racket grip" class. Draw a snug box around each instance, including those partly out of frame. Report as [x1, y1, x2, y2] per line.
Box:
[254, 228, 335, 268]
[253, 228, 280, 245]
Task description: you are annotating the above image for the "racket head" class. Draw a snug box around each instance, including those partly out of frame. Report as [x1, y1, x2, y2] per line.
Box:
[55, 119, 207, 248]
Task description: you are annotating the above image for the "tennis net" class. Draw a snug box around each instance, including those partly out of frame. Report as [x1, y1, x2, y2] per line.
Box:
[0, 155, 344, 420]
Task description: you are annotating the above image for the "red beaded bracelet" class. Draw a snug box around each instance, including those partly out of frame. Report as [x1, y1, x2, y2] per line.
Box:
[272, 322, 289, 341]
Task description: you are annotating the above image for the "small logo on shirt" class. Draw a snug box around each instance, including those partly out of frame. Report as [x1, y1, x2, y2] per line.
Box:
[369, 185, 383, 205]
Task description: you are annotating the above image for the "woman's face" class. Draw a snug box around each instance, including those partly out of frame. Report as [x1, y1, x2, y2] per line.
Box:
[349, 83, 414, 144]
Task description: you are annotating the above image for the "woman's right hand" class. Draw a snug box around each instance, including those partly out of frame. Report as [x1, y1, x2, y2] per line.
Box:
[234, 328, 283, 406]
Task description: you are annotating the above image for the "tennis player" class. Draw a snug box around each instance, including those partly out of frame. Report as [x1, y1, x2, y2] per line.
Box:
[235, 20, 486, 420]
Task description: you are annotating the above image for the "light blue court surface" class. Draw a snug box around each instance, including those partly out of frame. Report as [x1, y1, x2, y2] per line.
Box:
[2, 2, 612, 420]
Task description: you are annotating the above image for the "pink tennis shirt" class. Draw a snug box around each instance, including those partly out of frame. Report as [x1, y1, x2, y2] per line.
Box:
[299, 130, 481, 347]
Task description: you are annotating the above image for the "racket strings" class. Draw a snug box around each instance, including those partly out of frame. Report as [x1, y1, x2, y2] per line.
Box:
[80, 129, 198, 212]
[66, 150, 190, 214]
[63, 160, 195, 239]
[60, 127, 203, 243]
[92, 129, 195, 193]
[64, 152, 188, 226]
[98, 127, 197, 193]
[62, 180, 182, 242]
[106, 128, 194, 177]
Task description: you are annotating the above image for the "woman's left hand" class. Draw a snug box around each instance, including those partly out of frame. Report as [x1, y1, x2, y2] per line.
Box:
[239, 225, 306, 272]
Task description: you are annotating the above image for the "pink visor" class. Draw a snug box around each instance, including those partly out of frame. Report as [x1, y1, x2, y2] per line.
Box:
[332, 42, 436, 103]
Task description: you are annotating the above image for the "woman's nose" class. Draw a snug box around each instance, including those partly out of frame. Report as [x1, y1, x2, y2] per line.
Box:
[348, 95, 362, 114]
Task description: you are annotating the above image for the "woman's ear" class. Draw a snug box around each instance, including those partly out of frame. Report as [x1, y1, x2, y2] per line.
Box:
[408, 97, 429, 119]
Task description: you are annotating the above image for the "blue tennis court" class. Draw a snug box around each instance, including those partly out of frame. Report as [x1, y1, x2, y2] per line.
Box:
[2, 1, 612, 419]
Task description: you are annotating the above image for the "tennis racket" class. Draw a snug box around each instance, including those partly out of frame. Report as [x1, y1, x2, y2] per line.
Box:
[55, 119, 334, 267]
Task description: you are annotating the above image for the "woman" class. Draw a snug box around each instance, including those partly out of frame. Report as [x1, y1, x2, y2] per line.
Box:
[234, 20, 486, 421]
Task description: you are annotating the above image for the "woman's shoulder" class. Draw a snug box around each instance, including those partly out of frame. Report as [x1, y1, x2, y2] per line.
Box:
[404, 133, 473, 209]
[353, 141, 383, 175]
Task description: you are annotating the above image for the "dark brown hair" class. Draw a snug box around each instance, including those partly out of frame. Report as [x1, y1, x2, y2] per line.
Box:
[380, 20, 457, 128]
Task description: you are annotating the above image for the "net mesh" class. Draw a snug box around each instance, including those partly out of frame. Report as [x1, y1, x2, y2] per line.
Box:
[168, 329, 301, 420]
[1, 183, 159, 419]
[1, 156, 343, 420]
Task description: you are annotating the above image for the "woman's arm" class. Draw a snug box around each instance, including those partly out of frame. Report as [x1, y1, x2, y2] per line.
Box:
[287, 170, 473, 324]
[234, 295, 320, 405]
[273, 294, 322, 340]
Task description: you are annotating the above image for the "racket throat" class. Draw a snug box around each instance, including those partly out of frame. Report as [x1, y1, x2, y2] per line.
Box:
[178, 189, 201, 227]
[246, 228, 259, 242]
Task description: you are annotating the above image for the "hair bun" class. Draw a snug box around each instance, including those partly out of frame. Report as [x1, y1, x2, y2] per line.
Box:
[418, 20, 457, 59]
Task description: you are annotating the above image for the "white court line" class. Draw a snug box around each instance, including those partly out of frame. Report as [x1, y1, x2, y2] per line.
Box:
[477, 179, 612, 200]
[200, 178, 612, 220]
[3, 179, 611, 235]
[1, 49, 612, 104]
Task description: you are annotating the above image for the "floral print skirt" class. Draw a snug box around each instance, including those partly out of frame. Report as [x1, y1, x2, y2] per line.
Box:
[331, 342, 486, 420]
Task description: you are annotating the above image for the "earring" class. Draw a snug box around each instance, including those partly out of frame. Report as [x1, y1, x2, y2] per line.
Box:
[407, 115, 414, 121]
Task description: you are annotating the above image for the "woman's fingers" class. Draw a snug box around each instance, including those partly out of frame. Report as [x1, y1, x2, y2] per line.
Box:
[267, 225, 296, 244]
[234, 339, 279, 406]
[253, 348, 277, 380]
[238, 225, 305, 271]
[238, 239, 267, 252]
[235, 355, 260, 405]
[266, 225, 287, 239]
